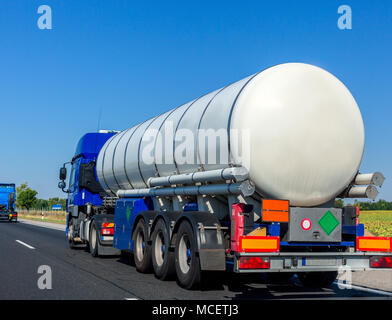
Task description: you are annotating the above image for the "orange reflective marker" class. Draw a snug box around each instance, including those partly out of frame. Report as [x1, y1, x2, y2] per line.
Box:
[262, 199, 289, 223]
[357, 237, 392, 252]
[239, 236, 280, 252]
[102, 223, 114, 228]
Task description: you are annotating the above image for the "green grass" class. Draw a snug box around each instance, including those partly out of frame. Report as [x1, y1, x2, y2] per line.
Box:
[359, 210, 392, 237]
[18, 212, 66, 225]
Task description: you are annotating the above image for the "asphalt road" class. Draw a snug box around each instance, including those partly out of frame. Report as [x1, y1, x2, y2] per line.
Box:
[0, 220, 391, 300]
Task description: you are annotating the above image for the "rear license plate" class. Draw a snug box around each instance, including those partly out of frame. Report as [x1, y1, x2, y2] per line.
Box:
[302, 258, 338, 266]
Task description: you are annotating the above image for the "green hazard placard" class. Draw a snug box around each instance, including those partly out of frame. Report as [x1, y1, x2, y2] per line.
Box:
[318, 210, 340, 235]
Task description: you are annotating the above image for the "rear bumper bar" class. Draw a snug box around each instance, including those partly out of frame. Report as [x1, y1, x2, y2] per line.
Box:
[234, 251, 392, 273]
[0, 213, 15, 220]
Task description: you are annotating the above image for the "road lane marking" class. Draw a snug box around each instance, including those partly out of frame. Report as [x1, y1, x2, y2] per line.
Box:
[16, 240, 35, 250]
[125, 297, 139, 300]
[334, 281, 392, 297]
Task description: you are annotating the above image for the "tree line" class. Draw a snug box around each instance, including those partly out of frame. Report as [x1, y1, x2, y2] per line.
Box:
[335, 199, 392, 210]
[16, 182, 66, 210]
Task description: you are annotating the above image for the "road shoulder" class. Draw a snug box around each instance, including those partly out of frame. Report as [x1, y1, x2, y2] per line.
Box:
[18, 219, 65, 231]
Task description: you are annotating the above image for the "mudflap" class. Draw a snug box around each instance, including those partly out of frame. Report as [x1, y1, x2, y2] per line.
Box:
[97, 243, 121, 256]
[93, 214, 120, 256]
[173, 211, 226, 271]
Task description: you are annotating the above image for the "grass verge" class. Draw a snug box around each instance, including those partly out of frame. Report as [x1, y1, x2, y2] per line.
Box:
[17, 213, 66, 225]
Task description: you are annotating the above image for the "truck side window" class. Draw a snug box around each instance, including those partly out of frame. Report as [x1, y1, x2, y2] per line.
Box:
[69, 164, 76, 192]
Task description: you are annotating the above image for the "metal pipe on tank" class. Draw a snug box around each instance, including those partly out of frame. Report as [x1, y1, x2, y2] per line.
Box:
[116, 180, 255, 198]
[147, 167, 248, 187]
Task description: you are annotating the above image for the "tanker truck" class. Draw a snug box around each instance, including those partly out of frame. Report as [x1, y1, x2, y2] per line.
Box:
[59, 63, 392, 289]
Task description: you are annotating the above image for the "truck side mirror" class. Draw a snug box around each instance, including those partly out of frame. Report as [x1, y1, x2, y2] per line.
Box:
[59, 167, 67, 181]
[58, 181, 66, 190]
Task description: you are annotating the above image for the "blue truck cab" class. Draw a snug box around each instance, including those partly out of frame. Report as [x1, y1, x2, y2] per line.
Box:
[0, 183, 17, 222]
[59, 131, 119, 255]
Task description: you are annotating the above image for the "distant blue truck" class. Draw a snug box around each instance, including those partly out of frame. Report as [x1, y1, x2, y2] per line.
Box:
[0, 183, 17, 222]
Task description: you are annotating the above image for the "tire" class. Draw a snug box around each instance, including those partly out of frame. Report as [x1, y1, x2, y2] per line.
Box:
[151, 219, 175, 280]
[174, 221, 201, 289]
[298, 271, 337, 288]
[132, 220, 152, 273]
[89, 224, 99, 257]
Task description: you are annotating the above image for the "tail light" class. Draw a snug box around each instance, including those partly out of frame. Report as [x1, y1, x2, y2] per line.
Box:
[370, 256, 392, 268]
[239, 257, 270, 269]
[355, 206, 360, 226]
[101, 227, 114, 236]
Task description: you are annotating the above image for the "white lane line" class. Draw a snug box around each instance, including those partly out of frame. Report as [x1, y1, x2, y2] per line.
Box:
[15, 240, 35, 250]
[334, 281, 392, 297]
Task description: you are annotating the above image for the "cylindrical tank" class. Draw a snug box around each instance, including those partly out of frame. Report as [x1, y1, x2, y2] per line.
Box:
[96, 63, 365, 207]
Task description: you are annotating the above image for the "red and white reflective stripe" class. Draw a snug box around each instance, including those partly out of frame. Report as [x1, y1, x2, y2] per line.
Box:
[301, 219, 312, 231]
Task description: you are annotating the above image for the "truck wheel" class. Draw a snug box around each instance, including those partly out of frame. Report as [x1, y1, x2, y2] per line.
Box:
[298, 271, 337, 288]
[132, 220, 152, 273]
[151, 219, 175, 280]
[89, 224, 99, 257]
[174, 221, 201, 289]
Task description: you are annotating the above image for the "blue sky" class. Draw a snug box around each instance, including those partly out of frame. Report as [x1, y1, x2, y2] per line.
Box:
[0, 0, 391, 201]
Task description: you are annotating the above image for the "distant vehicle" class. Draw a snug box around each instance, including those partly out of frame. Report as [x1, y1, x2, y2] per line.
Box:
[59, 64, 392, 289]
[0, 183, 17, 222]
